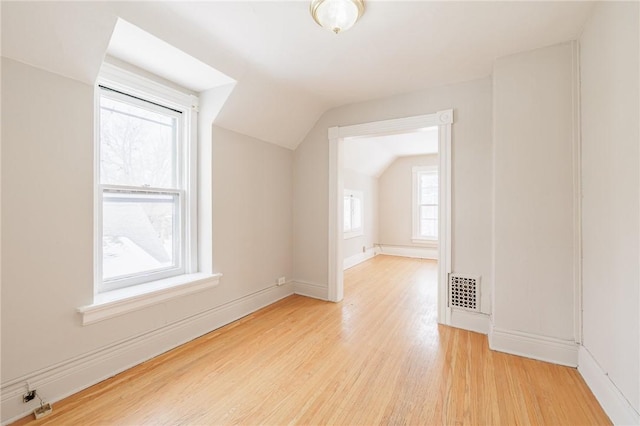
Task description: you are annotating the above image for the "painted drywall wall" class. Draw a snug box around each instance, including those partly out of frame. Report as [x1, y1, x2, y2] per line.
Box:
[580, 0, 640, 415]
[342, 169, 378, 261]
[2, 58, 96, 379]
[492, 43, 577, 341]
[211, 126, 293, 294]
[378, 154, 438, 247]
[1, 58, 293, 419]
[293, 78, 493, 312]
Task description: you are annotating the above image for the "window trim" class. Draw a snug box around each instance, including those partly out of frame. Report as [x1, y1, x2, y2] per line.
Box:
[95, 63, 199, 295]
[78, 272, 222, 326]
[412, 166, 438, 243]
[343, 189, 364, 239]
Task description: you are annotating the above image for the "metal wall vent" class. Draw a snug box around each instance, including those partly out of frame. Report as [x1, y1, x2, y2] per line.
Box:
[449, 274, 480, 311]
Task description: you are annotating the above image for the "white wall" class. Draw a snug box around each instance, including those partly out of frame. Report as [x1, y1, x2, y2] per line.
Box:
[579, 0, 639, 418]
[378, 154, 438, 247]
[293, 78, 493, 312]
[492, 43, 578, 348]
[342, 169, 378, 261]
[0, 58, 294, 422]
[211, 126, 293, 294]
[2, 58, 95, 379]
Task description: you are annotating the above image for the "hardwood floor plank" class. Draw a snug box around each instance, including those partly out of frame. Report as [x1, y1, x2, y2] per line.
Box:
[12, 255, 610, 425]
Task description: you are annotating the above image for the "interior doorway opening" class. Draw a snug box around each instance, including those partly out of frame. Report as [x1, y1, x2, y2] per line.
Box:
[327, 110, 453, 325]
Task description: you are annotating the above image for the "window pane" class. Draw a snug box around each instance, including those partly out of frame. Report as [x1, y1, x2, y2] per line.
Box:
[344, 197, 352, 231]
[352, 198, 362, 229]
[420, 173, 437, 184]
[420, 205, 438, 220]
[420, 173, 438, 188]
[103, 192, 178, 281]
[100, 94, 178, 188]
[416, 170, 438, 239]
[420, 219, 438, 238]
[420, 173, 438, 204]
[422, 191, 438, 205]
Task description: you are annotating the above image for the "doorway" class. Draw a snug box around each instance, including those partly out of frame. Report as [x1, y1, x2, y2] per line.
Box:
[327, 110, 453, 325]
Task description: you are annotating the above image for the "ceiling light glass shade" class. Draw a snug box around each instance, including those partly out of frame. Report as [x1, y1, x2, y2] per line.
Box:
[310, 0, 365, 34]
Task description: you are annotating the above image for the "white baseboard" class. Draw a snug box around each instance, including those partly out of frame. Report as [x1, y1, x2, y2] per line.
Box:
[343, 248, 376, 270]
[489, 327, 578, 367]
[449, 309, 491, 334]
[578, 346, 639, 425]
[376, 244, 437, 260]
[0, 284, 294, 425]
[293, 280, 328, 301]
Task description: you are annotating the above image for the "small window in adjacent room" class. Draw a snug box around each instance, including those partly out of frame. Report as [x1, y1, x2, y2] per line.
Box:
[413, 166, 438, 242]
[96, 66, 198, 292]
[344, 189, 363, 239]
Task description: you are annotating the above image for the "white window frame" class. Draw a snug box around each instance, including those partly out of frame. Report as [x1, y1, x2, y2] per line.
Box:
[95, 63, 199, 293]
[343, 189, 364, 239]
[412, 166, 438, 243]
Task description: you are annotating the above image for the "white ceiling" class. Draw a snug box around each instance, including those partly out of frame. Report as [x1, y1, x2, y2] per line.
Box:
[1, 1, 596, 149]
[164, 1, 595, 106]
[343, 127, 438, 177]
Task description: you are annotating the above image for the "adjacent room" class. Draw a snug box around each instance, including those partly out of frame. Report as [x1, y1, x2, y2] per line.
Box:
[1, 1, 638, 424]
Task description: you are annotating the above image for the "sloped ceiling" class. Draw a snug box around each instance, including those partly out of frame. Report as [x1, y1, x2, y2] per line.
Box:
[1, 1, 595, 150]
[1, 2, 116, 85]
[106, 18, 236, 93]
[344, 128, 438, 178]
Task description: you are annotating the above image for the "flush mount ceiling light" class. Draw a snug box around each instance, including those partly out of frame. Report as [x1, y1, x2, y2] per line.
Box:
[310, 0, 365, 34]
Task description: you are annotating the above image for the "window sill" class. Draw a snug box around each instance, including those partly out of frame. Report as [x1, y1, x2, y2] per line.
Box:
[77, 272, 222, 326]
[344, 231, 364, 240]
[411, 238, 438, 247]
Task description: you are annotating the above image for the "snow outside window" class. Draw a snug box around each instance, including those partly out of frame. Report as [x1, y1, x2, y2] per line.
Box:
[96, 74, 196, 292]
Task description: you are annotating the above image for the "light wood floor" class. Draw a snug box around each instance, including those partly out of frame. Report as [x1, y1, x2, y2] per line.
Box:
[14, 255, 610, 425]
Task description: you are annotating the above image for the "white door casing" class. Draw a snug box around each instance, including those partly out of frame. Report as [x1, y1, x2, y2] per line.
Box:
[328, 109, 453, 324]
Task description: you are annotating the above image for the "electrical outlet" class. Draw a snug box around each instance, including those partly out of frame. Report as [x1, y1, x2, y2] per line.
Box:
[23, 390, 36, 403]
[277, 276, 286, 286]
[33, 403, 53, 419]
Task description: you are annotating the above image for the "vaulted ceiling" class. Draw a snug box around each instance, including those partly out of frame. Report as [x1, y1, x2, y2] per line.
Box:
[1, 1, 595, 149]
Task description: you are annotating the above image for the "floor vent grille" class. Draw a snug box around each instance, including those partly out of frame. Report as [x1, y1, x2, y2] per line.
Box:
[449, 274, 480, 311]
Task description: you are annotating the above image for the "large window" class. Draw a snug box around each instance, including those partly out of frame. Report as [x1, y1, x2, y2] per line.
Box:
[343, 189, 363, 239]
[96, 66, 197, 292]
[413, 166, 438, 242]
